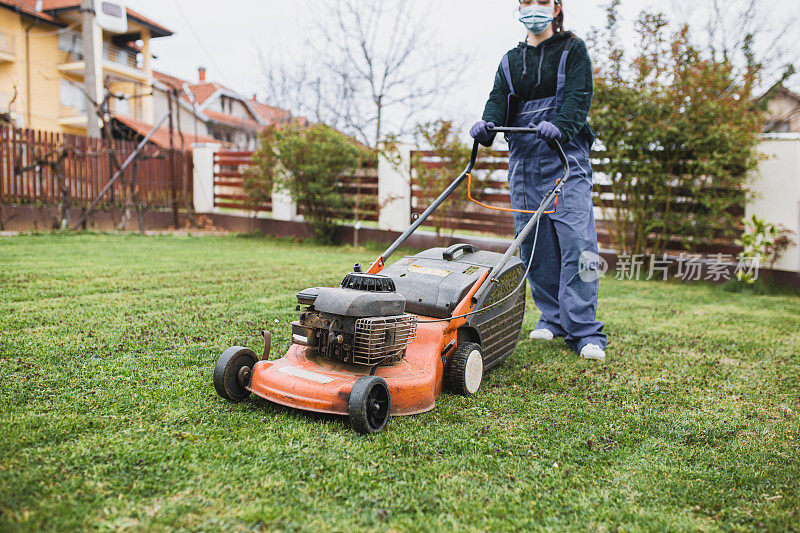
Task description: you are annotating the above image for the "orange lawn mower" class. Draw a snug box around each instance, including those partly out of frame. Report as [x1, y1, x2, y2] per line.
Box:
[213, 126, 570, 434]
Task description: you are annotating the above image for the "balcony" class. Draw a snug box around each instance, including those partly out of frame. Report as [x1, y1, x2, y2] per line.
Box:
[58, 42, 148, 82]
[57, 112, 88, 128]
[0, 31, 16, 62]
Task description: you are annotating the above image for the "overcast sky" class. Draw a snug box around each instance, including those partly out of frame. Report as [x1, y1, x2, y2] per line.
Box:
[129, 0, 798, 129]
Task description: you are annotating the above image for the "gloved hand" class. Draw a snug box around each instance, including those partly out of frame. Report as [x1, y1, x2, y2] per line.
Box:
[531, 121, 562, 142]
[469, 120, 496, 146]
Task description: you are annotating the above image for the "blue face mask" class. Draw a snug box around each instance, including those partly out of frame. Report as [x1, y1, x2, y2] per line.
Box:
[519, 5, 554, 35]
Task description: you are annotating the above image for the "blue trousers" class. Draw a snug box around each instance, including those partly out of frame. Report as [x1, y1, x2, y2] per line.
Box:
[508, 143, 607, 353]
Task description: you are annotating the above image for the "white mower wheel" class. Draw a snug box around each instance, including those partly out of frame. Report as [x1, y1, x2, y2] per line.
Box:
[446, 342, 484, 397]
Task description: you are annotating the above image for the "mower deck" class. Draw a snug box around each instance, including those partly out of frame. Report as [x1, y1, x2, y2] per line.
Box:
[248, 318, 449, 416]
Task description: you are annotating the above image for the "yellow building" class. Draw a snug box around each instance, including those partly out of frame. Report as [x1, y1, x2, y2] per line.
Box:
[0, 0, 172, 135]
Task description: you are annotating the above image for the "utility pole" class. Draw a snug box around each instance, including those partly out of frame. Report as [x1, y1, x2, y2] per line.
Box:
[81, 0, 101, 138]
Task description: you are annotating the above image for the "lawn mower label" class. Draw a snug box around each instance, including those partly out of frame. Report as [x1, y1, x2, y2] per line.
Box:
[277, 366, 335, 384]
[408, 264, 451, 277]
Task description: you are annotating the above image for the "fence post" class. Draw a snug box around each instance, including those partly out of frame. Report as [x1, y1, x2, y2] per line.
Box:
[192, 142, 220, 213]
[747, 135, 800, 273]
[377, 143, 412, 232]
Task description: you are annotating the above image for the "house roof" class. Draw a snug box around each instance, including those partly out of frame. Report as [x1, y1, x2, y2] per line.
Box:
[203, 109, 261, 130]
[112, 114, 217, 149]
[185, 83, 223, 106]
[774, 85, 800, 104]
[153, 70, 188, 90]
[248, 98, 292, 125]
[0, 0, 59, 24]
[152, 69, 295, 135]
[0, 0, 173, 37]
[152, 71, 193, 105]
[153, 71, 261, 129]
[42, 0, 173, 37]
[758, 83, 800, 105]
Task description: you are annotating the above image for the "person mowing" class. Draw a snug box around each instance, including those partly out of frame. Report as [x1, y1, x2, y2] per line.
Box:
[470, 0, 607, 360]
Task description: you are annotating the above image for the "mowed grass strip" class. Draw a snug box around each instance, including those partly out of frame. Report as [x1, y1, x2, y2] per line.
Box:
[1, 233, 798, 531]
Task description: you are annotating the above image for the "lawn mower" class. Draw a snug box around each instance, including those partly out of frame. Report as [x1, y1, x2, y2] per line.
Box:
[213, 126, 569, 434]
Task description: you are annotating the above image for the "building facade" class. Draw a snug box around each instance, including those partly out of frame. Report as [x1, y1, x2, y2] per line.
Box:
[0, 0, 172, 134]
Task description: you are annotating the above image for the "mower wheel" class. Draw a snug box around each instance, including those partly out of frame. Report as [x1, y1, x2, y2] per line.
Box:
[348, 376, 391, 434]
[213, 346, 258, 403]
[446, 342, 484, 396]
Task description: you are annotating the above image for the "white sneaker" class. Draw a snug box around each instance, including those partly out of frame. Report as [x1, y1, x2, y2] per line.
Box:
[529, 328, 555, 340]
[580, 343, 606, 360]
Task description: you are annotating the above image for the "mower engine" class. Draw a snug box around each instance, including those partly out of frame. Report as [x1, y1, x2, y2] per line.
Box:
[291, 273, 418, 366]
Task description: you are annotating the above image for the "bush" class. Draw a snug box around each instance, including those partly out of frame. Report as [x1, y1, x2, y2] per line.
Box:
[247, 123, 370, 243]
[734, 214, 793, 284]
[589, 3, 765, 257]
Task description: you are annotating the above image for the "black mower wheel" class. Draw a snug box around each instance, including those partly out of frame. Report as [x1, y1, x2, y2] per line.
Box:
[213, 346, 258, 402]
[348, 376, 391, 435]
[446, 342, 484, 397]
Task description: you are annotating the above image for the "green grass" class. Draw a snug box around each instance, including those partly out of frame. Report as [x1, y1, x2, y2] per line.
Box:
[1, 233, 799, 532]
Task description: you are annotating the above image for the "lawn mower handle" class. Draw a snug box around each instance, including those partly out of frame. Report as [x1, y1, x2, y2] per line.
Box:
[373, 126, 568, 273]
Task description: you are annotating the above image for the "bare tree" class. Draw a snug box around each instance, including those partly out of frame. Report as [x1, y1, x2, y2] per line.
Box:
[670, 0, 798, 88]
[260, 0, 464, 148]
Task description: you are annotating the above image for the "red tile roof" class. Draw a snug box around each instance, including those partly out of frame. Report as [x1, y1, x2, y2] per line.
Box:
[204, 109, 261, 130]
[153, 70, 188, 89]
[113, 114, 217, 150]
[152, 71, 193, 104]
[154, 71, 294, 129]
[40, 0, 172, 36]
[123, 7, 173, 37]
[1, 1, 172, 35]
[249, 98, 292, 125]
[185, 83, 221, 106]
[0, 0, 59, 23]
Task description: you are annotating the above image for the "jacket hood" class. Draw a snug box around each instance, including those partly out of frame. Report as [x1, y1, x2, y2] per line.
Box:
[517, 31, 574, 50]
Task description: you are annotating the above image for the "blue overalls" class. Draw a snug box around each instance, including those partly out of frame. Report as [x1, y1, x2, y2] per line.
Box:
[501, 41, 606, 353]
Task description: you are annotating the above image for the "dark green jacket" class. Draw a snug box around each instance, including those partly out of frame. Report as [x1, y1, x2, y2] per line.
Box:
[481, 31, 594, 145]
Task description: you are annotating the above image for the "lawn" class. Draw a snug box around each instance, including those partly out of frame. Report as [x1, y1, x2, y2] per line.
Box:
[1, 233, 799, 531]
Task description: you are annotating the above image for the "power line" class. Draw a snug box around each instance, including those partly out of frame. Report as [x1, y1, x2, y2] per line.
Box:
[27, 21, 79, 38]
[169, 0, 232, 83]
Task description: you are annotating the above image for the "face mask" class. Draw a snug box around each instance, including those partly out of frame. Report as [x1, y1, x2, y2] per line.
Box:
[519, 5, 554, 35]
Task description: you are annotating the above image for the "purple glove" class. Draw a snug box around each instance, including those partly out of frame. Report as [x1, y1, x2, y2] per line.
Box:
[469, 120, 496, 145]
[531, 121, 562, 142]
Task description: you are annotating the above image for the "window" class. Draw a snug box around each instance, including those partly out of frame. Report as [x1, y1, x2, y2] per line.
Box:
[0, 31, 14, 54]
[773, 121, 790, 133]
[60, 80, 86, 113]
